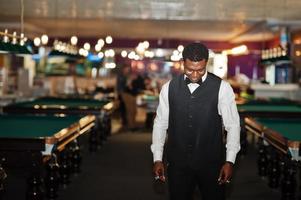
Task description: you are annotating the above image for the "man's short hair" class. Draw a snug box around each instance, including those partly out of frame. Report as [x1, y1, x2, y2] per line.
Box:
[182, 42, 209, 62]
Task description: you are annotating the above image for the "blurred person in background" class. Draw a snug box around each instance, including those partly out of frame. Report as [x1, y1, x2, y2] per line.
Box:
[117, 65, 131, 130]
[121, 72, 145, 132]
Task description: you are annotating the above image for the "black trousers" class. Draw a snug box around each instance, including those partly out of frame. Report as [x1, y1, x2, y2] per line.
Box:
[167, 163, 225, 200]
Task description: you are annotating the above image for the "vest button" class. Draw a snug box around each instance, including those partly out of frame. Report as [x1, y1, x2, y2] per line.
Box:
[190, 95, 195, 99]
[188, 124, 192, 128]
[189, 115, 192, 119]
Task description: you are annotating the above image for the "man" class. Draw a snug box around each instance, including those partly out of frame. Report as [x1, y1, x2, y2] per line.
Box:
[116, 66, 130, 128]
[151, 43, 240, 200]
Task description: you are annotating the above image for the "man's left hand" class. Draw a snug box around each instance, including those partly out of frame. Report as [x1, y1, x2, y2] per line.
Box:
[218, 162, 233, 185]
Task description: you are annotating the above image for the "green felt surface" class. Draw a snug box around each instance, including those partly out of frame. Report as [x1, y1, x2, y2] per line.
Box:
[0, 115, 81, 138]
[256, 118, 301, 141]
[142, 94, 158, 101]
[12, 97, 109, 109]
[238, 104, 301, 112]
[246, 98, 296, 105]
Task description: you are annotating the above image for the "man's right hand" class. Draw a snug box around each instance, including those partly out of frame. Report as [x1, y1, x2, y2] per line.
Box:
[153, 161, 166, 182]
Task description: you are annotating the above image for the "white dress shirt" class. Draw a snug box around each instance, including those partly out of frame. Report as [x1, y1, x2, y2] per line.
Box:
[151, 72, 241, 164]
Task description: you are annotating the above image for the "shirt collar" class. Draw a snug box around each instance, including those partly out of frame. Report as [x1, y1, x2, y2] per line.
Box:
[183, 71, 208, 83]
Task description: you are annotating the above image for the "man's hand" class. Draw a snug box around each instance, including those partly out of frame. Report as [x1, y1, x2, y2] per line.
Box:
[218, 162, 233, 185]
[153, 161, 166, 182]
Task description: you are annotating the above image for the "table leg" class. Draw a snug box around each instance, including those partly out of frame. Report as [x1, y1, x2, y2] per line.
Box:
[95, 116, 104, 147]
[100, 113, 111, 142]
[26, 155, 45, 200]
[268, 150, 280, 188]
[104, 113, 112, 138]
[257, 139, 268, 177]
[70, 140, 82, 174]
[0, 164, 7, 200]
[240, 118, 248, 155]
[89, 126, 98, 152]
[59, 149, 71, 186]
[281, 159, 297, 200]
[45, 154, 60, 199]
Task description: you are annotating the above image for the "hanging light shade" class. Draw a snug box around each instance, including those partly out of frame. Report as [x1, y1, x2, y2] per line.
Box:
[0, 41, 10, 52]
[0, 41, 32, 55]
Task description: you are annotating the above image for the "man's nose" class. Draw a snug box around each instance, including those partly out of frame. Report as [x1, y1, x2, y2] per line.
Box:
[192, 71, 199, 77]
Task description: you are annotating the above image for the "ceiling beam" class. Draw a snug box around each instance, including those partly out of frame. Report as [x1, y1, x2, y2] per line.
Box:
[229, 20, 267, 43]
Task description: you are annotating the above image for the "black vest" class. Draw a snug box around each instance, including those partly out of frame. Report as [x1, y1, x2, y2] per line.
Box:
[167, 73, 224, 169]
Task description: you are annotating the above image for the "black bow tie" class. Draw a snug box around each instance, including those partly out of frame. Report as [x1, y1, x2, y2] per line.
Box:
[185, 78, 202, 85]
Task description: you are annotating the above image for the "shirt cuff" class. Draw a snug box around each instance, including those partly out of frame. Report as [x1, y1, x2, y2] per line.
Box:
[226, 150, 238, 164]
[153, 151, 163, 163]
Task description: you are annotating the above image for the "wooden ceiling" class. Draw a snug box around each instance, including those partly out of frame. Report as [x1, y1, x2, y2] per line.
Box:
[1, 0, 301, 43]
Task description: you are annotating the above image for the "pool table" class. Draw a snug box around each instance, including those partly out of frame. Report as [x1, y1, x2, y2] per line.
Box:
[245, 117, 301, 199]
[2, 97, 114, 115]
[237, 98, 301, 155]
[0, 114, 95, 200]
[245, 117, 301, 160]
[237, 98, 301, 118]
[2, 97, 115, 150]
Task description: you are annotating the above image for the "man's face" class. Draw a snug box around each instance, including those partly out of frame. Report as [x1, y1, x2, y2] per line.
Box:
[183, 59, 207, 83]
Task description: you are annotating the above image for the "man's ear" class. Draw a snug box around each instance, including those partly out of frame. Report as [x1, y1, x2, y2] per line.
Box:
[180, 60, 185, 72]
[180, 59, 184, 64]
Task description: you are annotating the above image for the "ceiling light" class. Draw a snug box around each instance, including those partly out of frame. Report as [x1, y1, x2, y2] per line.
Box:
[109, 49, 115, 57]
[70, 36, 78, 45]
[3, 29, 9, 43]
[155, 49, 164, 57]
[34, 37, 41, 46]
[83, 50, 89, 57]
[98, 39, 105, 47]
[128, 51, 136, 59]
[79, 48, 85, 55]
[41, 34, 48, 45]
[19, 35, 25, 46]
[177, 45, 184, 52]
[95, 44, 102, 51]
[143, 41, 149, 49]
[105, 63, 116, 69]
[105, 36, 113, 44]
[223, 45, 248, 55]
[84, 42, 90, 50]
[231, 45, 248, 55]
[121, 50, 127, 58]
[98, 52, 104, 58]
